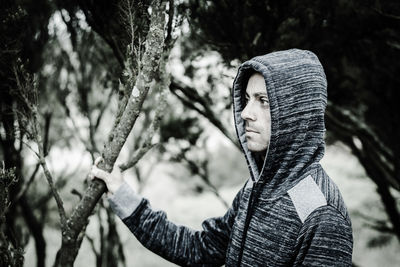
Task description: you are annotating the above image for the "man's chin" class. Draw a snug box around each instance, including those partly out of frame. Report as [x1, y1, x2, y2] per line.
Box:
[247, 144, 268, 153]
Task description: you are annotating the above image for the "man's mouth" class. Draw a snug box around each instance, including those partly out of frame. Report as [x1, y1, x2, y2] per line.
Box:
[245, 127, 258, 133]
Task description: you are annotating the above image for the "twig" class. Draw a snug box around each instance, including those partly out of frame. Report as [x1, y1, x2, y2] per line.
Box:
[170, 79, 239, 148]
[94, 88, 114, 131]
[85, 234, 99, 259]
[353, 211, 394, 234]
[13, 162, 40, 203]
[119, 71, 169, 172]
[373, 7, 400, 20]
[183, 156, 229, 208]
[120, 143, 158, 172]
[165, 0, 174, 48]
[71, 189, 83, 200]
[325, 102, 397, 189]
[327, 101, 393, 160]
[63, 106, 98, 160]
[36, 142, 67, 225]
[13, 62, 68, 227]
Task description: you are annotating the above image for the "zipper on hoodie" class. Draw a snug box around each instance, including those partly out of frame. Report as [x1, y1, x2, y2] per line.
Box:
[237, 148, 268, 266]
[237, 182, 258, 266]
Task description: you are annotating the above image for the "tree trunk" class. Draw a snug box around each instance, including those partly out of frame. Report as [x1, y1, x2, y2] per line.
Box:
[19, 195, 46, 267]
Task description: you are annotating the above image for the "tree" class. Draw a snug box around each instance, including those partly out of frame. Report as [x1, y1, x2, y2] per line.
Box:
[1, 0, 180, 266]
[1, 1, 53, 266]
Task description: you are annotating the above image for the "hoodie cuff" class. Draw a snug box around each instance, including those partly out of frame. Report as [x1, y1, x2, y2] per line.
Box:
[108, 181, 143, 220]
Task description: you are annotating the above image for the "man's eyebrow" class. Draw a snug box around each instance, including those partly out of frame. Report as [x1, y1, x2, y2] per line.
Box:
[245, 92, 268, 98]
[254, 92, 268, 98]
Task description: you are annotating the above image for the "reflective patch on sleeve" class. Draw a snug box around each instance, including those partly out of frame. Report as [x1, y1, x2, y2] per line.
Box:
[288, 175, 327, 223]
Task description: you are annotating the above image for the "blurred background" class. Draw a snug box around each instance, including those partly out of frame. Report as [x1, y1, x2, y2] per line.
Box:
[1, 0, 399, 266]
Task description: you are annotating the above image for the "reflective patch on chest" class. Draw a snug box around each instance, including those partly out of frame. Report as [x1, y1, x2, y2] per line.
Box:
[287, 175, 327, 223]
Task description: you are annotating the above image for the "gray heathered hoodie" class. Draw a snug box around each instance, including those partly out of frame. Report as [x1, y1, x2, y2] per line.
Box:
[109, 49, 353, 266]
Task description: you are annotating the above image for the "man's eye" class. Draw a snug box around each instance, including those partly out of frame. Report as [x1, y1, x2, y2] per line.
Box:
[260, 97, 269, 105]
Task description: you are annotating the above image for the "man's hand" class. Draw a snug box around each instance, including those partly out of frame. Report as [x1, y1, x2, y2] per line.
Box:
[89, 157, 124, 194]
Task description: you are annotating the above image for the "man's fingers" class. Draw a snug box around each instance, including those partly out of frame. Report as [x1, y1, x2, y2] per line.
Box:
[90, 166, 110, 181]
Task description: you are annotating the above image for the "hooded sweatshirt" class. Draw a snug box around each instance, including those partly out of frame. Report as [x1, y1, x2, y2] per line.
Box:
[108, 49, 353, 266]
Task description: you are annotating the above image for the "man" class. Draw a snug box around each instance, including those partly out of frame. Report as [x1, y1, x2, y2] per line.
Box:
[90, 49, 353, 266]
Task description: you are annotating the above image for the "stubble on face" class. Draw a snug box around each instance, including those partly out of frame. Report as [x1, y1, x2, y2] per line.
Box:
[241, 73, 271, 153]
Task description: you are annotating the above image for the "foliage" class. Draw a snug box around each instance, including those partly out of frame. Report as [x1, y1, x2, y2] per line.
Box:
[1, 0, 172, 266]
[2, 0, 398, 265]
[0, 166, 24, 267]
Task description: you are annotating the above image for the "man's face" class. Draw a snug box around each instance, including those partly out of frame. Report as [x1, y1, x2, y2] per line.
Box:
[241, 73, 271, 152]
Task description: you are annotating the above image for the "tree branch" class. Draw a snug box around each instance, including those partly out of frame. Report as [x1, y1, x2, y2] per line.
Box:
[13, 162, 40, 203]
[13, 64, 67, 226]
[33, 112, 67, 226]
[119, 81, 168, 172]
[170, 78, 239, 148]
[55, 2, 166, 265]
[327, 101, 394, 162]
[326, 101, 398, 189]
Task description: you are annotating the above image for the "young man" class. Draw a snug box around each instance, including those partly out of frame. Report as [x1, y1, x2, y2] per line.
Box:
[90, 49, 353, 266]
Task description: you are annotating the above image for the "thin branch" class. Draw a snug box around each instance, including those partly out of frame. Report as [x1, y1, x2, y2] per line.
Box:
[71, 189, 83, 200]
[94, 88, 113, 131]
[61, 103, 98, 160]
[183, 156, 229, 209]
[88, 116, 99, 160]
[326, 102, 398, 189]
[35, 173, 69, 210]
[14, 65, 68, 226]
[85, 234, 99, 260]
[165, 0, 174, 48]
[327, 101, 394, 161]
[35, 142, 67, 225]
[21, 139, 40, 158]
[170, 79, 239, 148]
[14, 110, 53, 204]
[119, 90, 167, 172]
[128, 0, 135, 49]
[373, 7, 400, 20]
[120, 143, 158, 172]
[353, 211, 394, 234]
[42, 111, 52, 156]
[13, 162, 40, 203]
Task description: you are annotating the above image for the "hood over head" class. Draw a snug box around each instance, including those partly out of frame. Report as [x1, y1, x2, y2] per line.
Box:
[233, 49, 327, 197]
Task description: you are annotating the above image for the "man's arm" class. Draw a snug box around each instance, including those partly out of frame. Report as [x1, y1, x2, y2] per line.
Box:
[294, 205, 353, 267]
[108, 181, 244, 266]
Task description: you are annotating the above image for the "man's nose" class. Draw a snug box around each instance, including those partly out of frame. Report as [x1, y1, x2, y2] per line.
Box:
[241, 103, 256, 121]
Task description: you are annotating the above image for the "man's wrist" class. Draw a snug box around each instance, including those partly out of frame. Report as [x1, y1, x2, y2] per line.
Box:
[107, 180, 125, 195]
[108, 181, 143, 219]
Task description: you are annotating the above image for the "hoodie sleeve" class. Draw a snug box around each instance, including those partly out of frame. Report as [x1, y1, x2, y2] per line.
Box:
[294, 205, 353, 267]
[108, 181, 244, 266]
